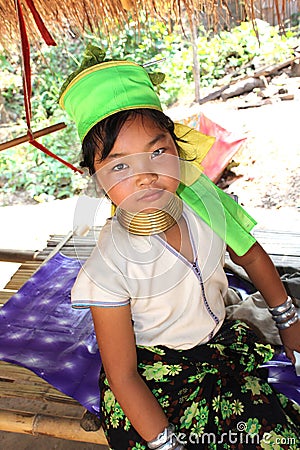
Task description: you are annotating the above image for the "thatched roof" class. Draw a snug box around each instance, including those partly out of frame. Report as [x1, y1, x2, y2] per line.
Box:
[0, 0, 281, 50]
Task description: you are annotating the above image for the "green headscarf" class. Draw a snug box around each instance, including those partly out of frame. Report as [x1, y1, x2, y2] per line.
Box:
[60, 61, 163, 142]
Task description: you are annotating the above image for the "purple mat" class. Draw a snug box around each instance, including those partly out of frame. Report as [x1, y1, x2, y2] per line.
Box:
[0, 252, 299, 417]
[262, 353, 300, 405]
[0, 253, 101, 416]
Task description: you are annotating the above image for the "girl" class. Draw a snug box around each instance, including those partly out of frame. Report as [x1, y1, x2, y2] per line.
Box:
[59, 53, 300, 449]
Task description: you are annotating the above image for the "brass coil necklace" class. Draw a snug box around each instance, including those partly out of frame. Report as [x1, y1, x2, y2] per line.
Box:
[116, 195, 183, 236]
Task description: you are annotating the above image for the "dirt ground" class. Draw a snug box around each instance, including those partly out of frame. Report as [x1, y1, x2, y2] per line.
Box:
[0, 91, 299, 448]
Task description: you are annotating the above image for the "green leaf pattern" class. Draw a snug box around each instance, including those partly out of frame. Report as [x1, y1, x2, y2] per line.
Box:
[100, 321, 299, 448]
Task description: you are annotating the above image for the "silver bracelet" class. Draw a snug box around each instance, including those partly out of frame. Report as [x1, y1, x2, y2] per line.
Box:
[147, 424, 174, 449]
[147, 424, 185, 450]
[152, 442, 185, 450]
[272, 305, 297, 324]
[276, 313, 299, 330]
[269, 296, 293, 316]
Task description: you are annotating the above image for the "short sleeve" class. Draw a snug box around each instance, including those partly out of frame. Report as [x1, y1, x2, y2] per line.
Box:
[71, 226, 130, 309]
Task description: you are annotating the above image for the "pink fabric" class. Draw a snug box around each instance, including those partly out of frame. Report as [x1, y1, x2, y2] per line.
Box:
[181, 112, 246, 182]
[200, 114, 246, 182]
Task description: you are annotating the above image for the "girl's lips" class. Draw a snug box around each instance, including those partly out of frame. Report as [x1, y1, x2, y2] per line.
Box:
[138, 189, 165, 202]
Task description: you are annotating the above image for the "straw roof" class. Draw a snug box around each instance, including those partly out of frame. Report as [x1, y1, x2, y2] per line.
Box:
[0, 0, 281, 50]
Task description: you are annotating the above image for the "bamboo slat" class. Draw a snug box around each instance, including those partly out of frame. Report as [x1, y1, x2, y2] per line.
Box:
[0, 409, 107, 444]
[0, 382, 76, 404]
[0, 291, 17, 306]
[0, 363, 77, 404]
[252, 230, 300, 270]
[253, 230, 300, 257]
[0, 361, 54, 381]
[4, 264, 40, 291]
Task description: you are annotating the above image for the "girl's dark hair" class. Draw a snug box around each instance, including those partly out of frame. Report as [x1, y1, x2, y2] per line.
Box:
[81, 108, 182, 175]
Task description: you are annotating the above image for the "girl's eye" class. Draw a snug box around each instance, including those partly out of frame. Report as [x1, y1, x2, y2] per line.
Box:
[112, 163, 128, 172]
[151, 148, 165, 159]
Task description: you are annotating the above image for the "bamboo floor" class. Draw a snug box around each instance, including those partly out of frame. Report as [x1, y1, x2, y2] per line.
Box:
[0, 226, 299, 444]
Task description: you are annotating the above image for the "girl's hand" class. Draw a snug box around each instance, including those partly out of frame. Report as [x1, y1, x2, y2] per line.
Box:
[279, 319, 300, 364]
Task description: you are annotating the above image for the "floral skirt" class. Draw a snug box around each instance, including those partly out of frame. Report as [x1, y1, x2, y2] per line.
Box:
[99, 320, 300, 449]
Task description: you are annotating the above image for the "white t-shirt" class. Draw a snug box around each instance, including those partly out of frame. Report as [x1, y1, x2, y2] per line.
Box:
[71, 203, 228, 350]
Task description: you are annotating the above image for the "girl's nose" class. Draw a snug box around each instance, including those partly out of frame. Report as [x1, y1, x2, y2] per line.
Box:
[136, 171, 158, 186]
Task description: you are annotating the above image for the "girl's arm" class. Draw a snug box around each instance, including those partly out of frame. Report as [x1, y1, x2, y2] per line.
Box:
[227, 242, 300, 363]
[90, 304, 169, 441]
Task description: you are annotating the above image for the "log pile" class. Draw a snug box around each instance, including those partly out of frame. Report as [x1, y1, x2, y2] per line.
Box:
[200, 51, 300, 108]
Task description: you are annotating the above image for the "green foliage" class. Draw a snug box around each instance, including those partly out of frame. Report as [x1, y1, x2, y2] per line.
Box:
[0, 19, 297, 204]
[168, 20, 297, 91]
[0, 122, 86, 200]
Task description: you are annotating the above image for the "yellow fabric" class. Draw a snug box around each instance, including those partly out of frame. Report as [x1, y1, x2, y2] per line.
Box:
[174, 123, 215, 172]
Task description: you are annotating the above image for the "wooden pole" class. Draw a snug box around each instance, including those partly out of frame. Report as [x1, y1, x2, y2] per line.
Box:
[0, 122, 67, 152]
[0, 249, 40, 262]
[0, 409, 107, 445]
[190, 15, 201, 103]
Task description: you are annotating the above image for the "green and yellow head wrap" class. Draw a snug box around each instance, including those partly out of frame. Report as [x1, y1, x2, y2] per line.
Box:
[59, 60, 163, 142]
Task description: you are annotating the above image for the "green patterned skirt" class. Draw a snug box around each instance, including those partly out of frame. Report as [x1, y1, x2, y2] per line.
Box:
[99, 320, 300, 449]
